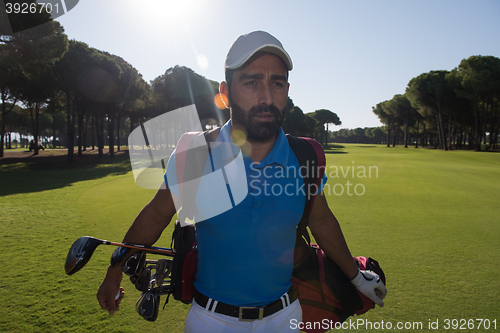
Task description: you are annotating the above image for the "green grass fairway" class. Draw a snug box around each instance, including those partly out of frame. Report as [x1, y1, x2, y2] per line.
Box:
[318, 145, 500, 332]
[1, 145, 499, 332]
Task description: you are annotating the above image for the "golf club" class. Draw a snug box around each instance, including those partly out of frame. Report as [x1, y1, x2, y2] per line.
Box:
[123, 252, 147, 277]
[132, 266, 154, 292]
[136, 289, 160, 321]
[65, 236, 174, 275]
[155, 259, 172, 287]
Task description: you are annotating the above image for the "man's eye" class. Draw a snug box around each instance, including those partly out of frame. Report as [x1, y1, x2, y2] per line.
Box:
[245, 81, 256, 86]
[273, 82, 284, 87]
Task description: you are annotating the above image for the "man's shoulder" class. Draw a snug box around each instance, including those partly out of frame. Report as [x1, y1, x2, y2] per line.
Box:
[285, 135, 325, 160]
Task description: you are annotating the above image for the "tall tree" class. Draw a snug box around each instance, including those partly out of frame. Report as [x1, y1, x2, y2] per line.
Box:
[302, 114, 318, 139]
[2, 103, 24, 148]
[282, 106, 305, 136]
[19, 67, 57, 154]
[453, 55, 500, 150]
[8, 8, 68, 155]
[55, 41, 120, 159]
[386, 94, 418, 148]
[151, 66, 221, 127]
[55, 41, 92, 161]
[0, 44, 20, 156]
[0, 0, 58, 156]
[312, 109, 341, 145]
[373, 101, 398, 147]
[406, 71, 454, 150]
[88, 51, 122, 157]
[107, 54, 148, 155]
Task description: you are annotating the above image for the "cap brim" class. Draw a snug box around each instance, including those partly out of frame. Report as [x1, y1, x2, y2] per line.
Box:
[225, 44, 293, 71]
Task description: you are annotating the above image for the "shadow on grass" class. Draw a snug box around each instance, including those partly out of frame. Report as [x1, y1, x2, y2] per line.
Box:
[0, 151, 132, 196]
[323, 144, 348, 154]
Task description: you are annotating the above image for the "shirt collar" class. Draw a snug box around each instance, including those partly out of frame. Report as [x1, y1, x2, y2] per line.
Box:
[217, 120, 290, 169]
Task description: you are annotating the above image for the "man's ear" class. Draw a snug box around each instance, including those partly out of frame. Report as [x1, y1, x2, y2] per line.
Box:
[220, 81, 230, 108]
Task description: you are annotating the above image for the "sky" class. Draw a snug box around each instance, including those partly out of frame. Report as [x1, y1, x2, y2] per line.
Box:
[53, 0, 500, 130]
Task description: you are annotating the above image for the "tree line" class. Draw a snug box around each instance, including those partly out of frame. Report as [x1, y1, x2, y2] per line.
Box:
[0, 2, 223, 161]
[282, 101, 341, 145]
[1, 1, 343, 161]
[328, 127, 387, 145]
[372, 56, 500, 151]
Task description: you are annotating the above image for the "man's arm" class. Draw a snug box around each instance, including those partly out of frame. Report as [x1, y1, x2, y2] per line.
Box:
[122, 185, 177, 245]
[96, 184, 177, 315]
[307, 192, 359, 280]
[307, 191, 387, 306]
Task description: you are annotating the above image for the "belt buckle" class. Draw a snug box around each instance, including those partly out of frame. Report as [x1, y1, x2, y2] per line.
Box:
[238, 306, 263, 321]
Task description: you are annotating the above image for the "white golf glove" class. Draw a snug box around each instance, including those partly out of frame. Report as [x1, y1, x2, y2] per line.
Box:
[351, 270, 387, 307]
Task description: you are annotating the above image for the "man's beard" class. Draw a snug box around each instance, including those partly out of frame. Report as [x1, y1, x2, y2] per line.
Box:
[229, 96, 286, 142]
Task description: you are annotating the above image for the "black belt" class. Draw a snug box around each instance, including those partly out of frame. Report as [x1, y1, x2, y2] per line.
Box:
[194, 288, 298, 321]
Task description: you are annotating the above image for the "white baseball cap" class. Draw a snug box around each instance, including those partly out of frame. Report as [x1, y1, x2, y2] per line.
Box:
[225, 31, 293, 71]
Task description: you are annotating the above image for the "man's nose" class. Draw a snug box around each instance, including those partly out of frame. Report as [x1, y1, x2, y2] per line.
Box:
[258, 83, 274, 106]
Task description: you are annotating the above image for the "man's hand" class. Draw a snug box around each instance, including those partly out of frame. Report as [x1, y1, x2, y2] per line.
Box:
[95, 186, 175, 315]
[351, 270, 387, 307]
[97, 265, 125, 315]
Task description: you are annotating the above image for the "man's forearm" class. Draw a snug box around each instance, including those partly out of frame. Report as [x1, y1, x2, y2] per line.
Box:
[310, 211, 359, 280]
[308, 193, 359, 280]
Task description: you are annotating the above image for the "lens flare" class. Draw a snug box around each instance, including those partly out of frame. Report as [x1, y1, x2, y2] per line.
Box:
[214, 93, 229, 110]
[231, 129, 247, 146]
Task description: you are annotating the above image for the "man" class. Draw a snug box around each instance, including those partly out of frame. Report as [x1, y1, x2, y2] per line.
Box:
[97, 31, 386, 332]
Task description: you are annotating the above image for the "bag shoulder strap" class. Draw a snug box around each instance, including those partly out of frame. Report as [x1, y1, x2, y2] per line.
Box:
[175, 129, 220, 223]
[174, 132, 198, 200]
[203, 127, 221, 144]
[286, 135, 326, 244]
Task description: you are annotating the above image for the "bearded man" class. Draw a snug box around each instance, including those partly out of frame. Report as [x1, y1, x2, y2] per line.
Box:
[97, 31, 386, 333]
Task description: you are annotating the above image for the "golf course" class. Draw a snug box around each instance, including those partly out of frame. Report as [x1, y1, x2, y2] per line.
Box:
[0, 144, 498, 333]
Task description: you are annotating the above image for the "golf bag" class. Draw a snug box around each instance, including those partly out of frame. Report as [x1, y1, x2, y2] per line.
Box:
[293, 244, 386, 333]
[289, 136, 386, 333]
[170, 220, 197, 304]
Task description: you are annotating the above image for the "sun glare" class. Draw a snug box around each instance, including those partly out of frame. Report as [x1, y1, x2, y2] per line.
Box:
[125, 0, 210, 70]
[130, 0, 202, 32]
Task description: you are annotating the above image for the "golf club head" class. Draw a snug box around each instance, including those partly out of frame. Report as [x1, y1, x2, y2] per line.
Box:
[123, 251, 147, 277]
[65, 236, 101, 275]
[132, 266, 152, 292]
[155, 259, 171, 287]
[136, 290, 160, 321]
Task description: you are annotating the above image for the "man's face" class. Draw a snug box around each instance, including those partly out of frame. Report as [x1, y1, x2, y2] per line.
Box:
[226, 53, 289, 142]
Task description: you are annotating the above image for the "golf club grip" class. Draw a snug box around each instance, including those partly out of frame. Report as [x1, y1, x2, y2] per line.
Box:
[105, 241, 174, 256]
